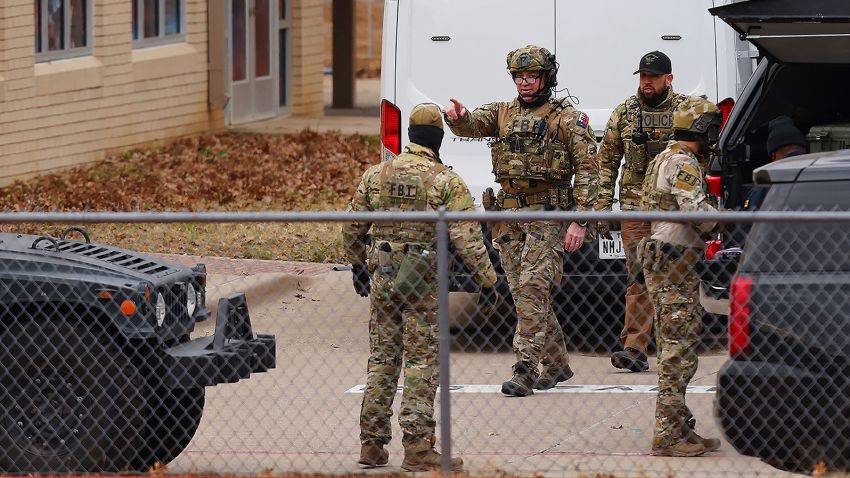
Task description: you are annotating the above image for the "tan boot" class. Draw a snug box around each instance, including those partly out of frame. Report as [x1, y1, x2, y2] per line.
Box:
[685, 429, 721, 452]
[358, 443, 388, 467]
[650, 438, 705, 457]
[401, 448, 463, 473]
[683, 417, 721, 452]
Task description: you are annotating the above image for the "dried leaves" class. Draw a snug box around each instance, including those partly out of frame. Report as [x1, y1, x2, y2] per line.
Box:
[0, 131, 380, 261]
[0, 130, 380, 212]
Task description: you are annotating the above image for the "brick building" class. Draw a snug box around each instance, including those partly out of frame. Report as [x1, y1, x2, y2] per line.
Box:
[0, 0, 325, 185]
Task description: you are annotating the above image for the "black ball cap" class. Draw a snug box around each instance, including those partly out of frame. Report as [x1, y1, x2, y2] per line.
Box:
[633, 51, 672, 75]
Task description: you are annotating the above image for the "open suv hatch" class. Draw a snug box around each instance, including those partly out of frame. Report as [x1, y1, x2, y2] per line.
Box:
[700, 0, 850, 316]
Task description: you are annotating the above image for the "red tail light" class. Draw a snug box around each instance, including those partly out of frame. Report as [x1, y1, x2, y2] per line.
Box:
[729, 275, 752, 359]
[718, 97, 734, 130]
[706, 174, 722, 197]
[381, 99, 402, 156]
[705, 239, 721, 260]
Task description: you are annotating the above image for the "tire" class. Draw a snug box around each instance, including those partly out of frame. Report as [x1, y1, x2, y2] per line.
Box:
[134, 386, 205, 469]
[131, 333, 205, 470]
[0, 308, 145, 472]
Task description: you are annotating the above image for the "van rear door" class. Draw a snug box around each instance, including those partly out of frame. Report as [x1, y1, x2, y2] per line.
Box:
[555, 0, 720, 134]
[389, 0, 556, 203]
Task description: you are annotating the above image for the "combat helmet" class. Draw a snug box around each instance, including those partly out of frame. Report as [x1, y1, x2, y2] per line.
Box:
[673, 97, 722, 147]
[506, 45, 558, 92]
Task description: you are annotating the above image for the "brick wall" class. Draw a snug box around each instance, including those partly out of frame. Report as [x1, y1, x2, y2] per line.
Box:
[291, 0, 324, 117]
[0, 0, 326, 185]
[0, 0, 218, 186]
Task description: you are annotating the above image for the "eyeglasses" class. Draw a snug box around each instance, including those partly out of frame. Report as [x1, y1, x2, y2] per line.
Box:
[513, 74, 542, 85]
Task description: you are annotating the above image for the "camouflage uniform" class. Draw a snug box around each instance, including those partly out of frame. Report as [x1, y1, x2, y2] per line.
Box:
[639, 98, 720, 455]
[342, 106, 496, 457]
[597, 87, 691, 358]
[446, 45, 598, 394]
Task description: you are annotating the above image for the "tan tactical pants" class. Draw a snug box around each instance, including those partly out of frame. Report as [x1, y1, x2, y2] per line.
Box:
[620, 221, 654, 353]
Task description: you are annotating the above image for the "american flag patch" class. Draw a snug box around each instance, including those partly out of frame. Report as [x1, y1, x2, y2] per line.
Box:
[576, 112, 589, 129]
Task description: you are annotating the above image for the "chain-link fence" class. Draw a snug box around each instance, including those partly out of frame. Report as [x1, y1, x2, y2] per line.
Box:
[0, 210, 847, 477]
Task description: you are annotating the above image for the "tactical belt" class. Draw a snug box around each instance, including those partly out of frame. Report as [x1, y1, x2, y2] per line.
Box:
[374, 240, 433, 274]
[640, 239, 701, 263]
[496, 186, 573, 210]
[500, 191, 554, 209]
[499, 179, 556, 195]
[374, 240, 432, 253]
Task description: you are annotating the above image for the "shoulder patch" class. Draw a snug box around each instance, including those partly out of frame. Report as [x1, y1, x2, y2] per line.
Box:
[576, 112, 589, 129]
[674, 163, 701, 191]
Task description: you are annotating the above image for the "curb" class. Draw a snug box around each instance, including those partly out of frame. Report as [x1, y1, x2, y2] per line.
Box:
[148, 253, 340, 325]
[148, 253, 338, 277]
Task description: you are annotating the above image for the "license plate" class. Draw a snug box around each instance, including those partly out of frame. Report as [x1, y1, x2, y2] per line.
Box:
[598, 231, 625, 260]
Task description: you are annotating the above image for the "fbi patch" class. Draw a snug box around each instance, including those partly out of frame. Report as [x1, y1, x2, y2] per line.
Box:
[674, 164, 701, 191]
[576, 112, 589, 129]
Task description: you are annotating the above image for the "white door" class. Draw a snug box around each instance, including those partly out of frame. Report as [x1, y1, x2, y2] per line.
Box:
[555, 0, 720, 135]
[231, 0, 276, 124]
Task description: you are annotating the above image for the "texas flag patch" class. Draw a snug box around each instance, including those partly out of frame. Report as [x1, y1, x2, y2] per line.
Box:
[576, 112, 590, 129]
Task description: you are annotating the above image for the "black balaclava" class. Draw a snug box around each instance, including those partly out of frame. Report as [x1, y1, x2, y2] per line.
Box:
[409, 125, 445, 158]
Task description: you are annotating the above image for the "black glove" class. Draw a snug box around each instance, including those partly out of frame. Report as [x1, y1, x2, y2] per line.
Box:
[352, 264, 371, 297]
[477, 286, 498, 314]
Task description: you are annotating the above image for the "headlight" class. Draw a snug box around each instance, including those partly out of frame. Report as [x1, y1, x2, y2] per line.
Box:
[155, 292, 166, 327]
[187, 283, 197, 317]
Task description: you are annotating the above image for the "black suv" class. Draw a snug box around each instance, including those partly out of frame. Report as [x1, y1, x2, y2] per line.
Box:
[701, 0, 850, 313]
[706, 0, 850, 473]
[714, 153, 850, 474]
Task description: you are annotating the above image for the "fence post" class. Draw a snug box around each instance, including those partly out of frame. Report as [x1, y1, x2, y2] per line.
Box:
[436, 206, 452, 475]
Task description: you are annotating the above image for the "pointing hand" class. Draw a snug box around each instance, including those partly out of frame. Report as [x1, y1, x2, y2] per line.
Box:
[444, 98, 467, 121]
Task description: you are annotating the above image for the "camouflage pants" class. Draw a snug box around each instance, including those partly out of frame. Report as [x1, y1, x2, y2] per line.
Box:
[359, 270, 439, 452]
[641, 240, 703, 446]
[494, 219, 568, 371]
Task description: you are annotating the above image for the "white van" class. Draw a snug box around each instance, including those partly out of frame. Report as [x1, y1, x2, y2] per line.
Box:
[378, 0, 754, 342]
[380, 0, 751, 197]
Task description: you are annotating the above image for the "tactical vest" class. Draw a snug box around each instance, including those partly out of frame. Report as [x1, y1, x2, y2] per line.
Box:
[621, 92, 688, 185]
[489, 100, 573, 185]
[371, 155, 447, 246]
[640, 143, 689, 212]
